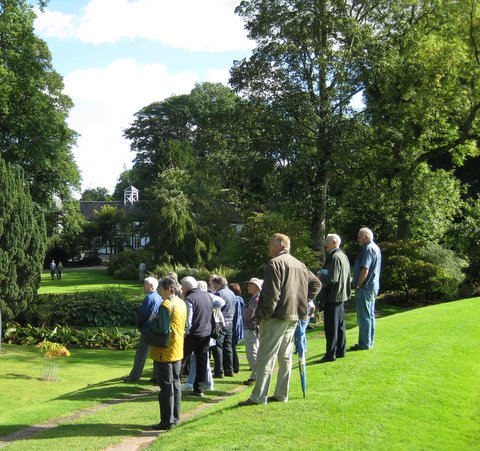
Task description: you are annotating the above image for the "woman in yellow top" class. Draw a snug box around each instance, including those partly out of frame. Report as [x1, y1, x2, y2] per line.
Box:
[150, 276, 187, 431]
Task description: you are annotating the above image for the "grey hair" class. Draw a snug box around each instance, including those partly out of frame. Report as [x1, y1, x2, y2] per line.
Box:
[358, 227, 374, 241]
[270, 233, 291, 252]
[144, 276, 159, 291]
[325, 233, 341, 247]
[211, 275, 228, 288]
[197, 280, 208, 292]
[181, 276, 198, 290]
[159, 276, 178, 294]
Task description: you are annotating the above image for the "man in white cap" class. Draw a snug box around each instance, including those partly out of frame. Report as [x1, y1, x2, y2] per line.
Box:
[242, 277, 263, 386]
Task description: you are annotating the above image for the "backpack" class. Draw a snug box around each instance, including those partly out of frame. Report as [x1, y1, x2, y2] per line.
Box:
[211, 307, 225, 339]
[145, 301, 174, 347]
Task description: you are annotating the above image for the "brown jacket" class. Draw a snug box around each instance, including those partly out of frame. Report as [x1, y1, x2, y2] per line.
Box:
[256, 252, 321, 321]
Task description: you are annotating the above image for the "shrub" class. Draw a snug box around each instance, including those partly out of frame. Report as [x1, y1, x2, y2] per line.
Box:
[18, 288, 141, 328]
[381, 241, 466, 304]
[108, 249, 153, 280]
[3, 323, 139, 350]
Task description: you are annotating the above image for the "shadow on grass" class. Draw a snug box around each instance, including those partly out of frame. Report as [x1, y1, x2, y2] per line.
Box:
[52, 378, 156, 403]
[1, 373, 40, 381]
[0, 423, 147, 443]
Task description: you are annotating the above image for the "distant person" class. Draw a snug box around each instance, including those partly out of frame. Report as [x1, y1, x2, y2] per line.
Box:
[242, 277, 263, 386]
[56, 261, 64, 279]
[228, 283, 245, 374]
[316, 233, 350, 363]
[150, 276, 187, 431]
[123, 276, 162, 383]
[49, 260, 56, 280]
[351, 227, 382, 351]
[238, 233, 321, 406]
[138, 262, 146, 282]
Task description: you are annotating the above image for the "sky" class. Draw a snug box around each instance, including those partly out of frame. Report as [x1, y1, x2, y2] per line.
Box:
[33, 0, 253, 194]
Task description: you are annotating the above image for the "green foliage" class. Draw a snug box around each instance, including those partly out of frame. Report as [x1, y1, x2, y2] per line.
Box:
[381, 241, 467, 304]
[19, 289, 140, 328]
[0, 158, 47, 321]
[447, 195, 480, 284]
[81, 187, 112, 201]
[3, 323, 139, 350]
[108, 248, 153, 280]
[232, 211, 320, 275]
[0, 0, 81, 239]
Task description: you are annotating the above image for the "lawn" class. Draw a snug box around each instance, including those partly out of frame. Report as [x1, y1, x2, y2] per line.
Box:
[0, 297, 479, 450]
[38, 268, 143, 296]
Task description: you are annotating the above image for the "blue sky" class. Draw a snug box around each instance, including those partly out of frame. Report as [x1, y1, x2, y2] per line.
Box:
[33, 0, 253, 193]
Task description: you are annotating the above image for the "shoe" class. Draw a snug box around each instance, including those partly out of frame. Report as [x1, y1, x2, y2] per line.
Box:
[336, 354, 346, 358]
[181, 383, 193, 390]
[205, 384, 214, 391]
[224, 372, 234, 377]
[243, 378, 255, 386]
[213, 373, 224, 379]
[191, 390, 204, 397]
[122, 376, 139, 383]
[349, 344, 368, 351]
[238, 398, 258, 406]
[317, 355, 336, 364]
[151, 423, 173, 431]
[267, 396, 281, 403]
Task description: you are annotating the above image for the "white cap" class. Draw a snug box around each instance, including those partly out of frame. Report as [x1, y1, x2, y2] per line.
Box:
[247, 278, 263, 290]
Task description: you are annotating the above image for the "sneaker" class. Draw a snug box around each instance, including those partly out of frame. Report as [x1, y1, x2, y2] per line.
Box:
[191, 390, 204, 397]
[181, 383, 193, 390]
[205, 384, 214, 391]
[213, 373, 224, 379]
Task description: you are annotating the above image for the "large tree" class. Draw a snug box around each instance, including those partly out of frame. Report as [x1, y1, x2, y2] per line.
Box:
[230, 0, 384, 251]
[363, 0, 480, 239]
[0, 157, 47, 321]
[0, 0, 81, 239]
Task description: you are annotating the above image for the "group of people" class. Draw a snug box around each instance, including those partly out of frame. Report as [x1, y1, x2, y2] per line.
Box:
[123, 229, 381, 430]
[49, 260, 64, 280]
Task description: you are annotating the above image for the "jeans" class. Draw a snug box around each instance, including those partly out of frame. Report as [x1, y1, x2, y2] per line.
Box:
[187, 352, 214, 388]
[154, 360, 181, 427]
[355, 288, 376, 349]
[294, 318, 310, 357]
[212, 321, 234, 375]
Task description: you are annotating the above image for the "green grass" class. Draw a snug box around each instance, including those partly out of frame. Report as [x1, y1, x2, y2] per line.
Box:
[1, 298, 478, 450]
[38, 268, 142, 296]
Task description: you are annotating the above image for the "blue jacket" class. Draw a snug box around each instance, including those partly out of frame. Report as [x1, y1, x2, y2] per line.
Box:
[136, 290, 162, 334]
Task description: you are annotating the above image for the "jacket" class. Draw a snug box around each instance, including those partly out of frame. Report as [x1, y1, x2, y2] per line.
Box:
[318, 247, 351, 304]
[150, 297, 187, 363]
[256, 252, 321, 321]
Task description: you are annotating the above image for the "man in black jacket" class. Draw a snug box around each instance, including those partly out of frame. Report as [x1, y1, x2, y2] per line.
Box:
[181, 276, 212, 397]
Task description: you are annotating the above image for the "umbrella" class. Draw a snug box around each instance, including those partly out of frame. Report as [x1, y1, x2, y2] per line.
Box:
[295, 319, 309, 398]
[298, 350, 307, 398]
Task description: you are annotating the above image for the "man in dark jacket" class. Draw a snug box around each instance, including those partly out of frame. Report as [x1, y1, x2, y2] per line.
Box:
[317, 233, 351, 363]
[210, 275, 236, 377]
[238, 233, 321, 406]
[181, 276, 212, 397]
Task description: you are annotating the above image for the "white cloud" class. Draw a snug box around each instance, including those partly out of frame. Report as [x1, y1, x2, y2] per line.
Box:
[64, 59, 198, 191]
[35, 0, 252, 52]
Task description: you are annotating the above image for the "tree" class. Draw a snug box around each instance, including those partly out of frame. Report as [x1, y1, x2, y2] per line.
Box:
[0, 0, 81, 238]
[0, 157, 47, 321]
[230, 0, 390, 251]
[81, 187, 112, 201]
[363, 0, 480, 239]
[89, 205, 128, 255]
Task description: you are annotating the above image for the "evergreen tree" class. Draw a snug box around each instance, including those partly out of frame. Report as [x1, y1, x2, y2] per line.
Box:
[0, 157, 47, 321]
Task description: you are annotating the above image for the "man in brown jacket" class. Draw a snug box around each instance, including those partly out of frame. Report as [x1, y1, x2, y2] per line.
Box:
[238, 233, 321, 405]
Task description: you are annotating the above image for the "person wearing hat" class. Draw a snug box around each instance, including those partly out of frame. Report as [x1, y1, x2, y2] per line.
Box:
[241, 277, 263, 385]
